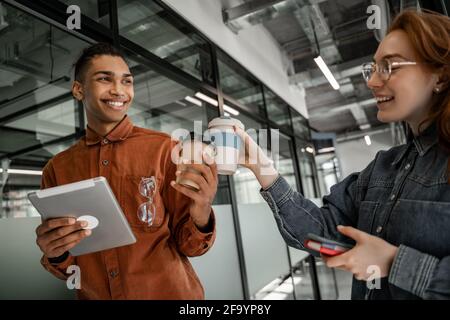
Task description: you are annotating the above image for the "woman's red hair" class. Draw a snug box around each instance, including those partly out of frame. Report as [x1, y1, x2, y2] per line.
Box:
[388, 9, 450, 181]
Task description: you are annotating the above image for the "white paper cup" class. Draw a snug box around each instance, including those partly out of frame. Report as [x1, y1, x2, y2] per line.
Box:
[206, 116, 245, 175]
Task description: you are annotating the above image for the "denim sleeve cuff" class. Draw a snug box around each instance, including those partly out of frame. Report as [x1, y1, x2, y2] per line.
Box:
[388, 244, 439, 298]
[260, 175, 293, 210]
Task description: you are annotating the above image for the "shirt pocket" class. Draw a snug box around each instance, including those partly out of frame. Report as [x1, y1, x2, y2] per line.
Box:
[357, 201, 379, 234]
[387, 199, 450, 257]
[120, 175, 166, 232]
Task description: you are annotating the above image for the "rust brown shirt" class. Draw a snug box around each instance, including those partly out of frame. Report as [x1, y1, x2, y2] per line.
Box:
[40, 116, 216, 299]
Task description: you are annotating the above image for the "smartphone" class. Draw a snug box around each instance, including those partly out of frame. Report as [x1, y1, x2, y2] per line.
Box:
[304, 233, 354, 256]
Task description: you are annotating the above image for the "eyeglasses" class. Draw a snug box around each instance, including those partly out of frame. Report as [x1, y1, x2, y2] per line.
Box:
[361, 59, 417, 83]
[137, 176, 157, 226]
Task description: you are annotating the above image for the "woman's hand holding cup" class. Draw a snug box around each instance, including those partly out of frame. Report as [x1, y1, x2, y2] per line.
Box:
[233, 126, 279, 189]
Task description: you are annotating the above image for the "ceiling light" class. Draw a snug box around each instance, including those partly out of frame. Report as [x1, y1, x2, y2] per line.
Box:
[305, 146, 315, 154]
[184, 96, 202, 107]
[364, 135, 372, 146]
[314, 56, 340, 90]
[359, 124, 371, 130]
[0, 168, 42, 176]
[223, 105, 240, 116]
[317, 147, 335, 154]
[195, 92, 218, 106]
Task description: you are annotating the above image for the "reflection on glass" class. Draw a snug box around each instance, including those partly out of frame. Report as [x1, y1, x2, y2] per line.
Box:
[232, 112, 265, 204]
[118, 0, 211, 82]
[273, 131, 297, 192]
[217, 49, 265, 117]
[59, 0, 110, 27]
[291, 109, 310, 139]
[264, 87, 292, 131]
[296, 139, 318, 199]
[0, 3, 89, 120]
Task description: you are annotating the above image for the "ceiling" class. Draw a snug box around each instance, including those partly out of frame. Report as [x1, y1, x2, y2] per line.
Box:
[221, 0, 422, 137]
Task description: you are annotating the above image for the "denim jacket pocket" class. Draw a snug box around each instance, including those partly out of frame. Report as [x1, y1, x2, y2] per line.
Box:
[120, 175, 166, 233]
[386, 199, 450, 258]
[356, 201, 379, 234]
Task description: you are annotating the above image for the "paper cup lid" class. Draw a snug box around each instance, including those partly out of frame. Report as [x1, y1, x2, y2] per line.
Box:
[208, 116, 244, 130]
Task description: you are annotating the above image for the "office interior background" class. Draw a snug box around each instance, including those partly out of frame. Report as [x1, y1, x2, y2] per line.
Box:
[0, 0, 448, 299]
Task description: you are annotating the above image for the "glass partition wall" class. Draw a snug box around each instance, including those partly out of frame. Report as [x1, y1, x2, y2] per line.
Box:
[0, 0, 323, 300]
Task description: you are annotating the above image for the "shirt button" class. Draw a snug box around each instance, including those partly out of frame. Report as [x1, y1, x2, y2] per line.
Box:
[102, 138, 109, 145]
[404, 163, 411, 170]
[390, 194, 396, 201]
[102, 160, 109, 166]
[376, 226, 383, 233]
[109, 270, 118, 278]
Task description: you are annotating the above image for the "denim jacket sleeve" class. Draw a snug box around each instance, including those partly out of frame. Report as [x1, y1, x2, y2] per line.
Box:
[389, 245, 450, 299]
[260, 153, 378, 256]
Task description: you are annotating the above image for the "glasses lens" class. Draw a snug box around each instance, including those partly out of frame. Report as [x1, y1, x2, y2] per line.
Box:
[139, 177, 156, 198]
[362, 63, 374, 82]
[138, 202, 156, 226]
[378, 60, 390, 80]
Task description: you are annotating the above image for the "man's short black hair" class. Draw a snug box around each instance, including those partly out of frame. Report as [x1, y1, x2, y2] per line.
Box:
[73, 42, 127, 82]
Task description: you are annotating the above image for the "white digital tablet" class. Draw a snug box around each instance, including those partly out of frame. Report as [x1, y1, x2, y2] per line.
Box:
[28, 176, 136, 256]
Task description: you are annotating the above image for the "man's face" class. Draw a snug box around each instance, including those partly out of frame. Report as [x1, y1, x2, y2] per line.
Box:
[73, 55, 134, 124]
[368, 30, 439, 124]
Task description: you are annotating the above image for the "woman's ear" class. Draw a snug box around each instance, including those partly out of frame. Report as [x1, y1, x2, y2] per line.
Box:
[72, 80, 84, 101]
[435, 66, 449, 92]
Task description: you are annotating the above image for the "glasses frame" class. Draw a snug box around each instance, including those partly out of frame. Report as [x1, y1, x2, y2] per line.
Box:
[362, 59, 417, 83]
[137, 176, 158, 227]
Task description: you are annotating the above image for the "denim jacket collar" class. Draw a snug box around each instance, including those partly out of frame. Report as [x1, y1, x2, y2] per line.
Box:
[391, 122, 438, 166]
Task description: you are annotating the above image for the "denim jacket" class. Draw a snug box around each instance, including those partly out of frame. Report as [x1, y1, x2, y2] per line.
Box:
[260, 122, 450, 299]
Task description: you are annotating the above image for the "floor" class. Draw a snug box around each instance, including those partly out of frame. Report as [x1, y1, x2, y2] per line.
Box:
[255, 257, 353, 300]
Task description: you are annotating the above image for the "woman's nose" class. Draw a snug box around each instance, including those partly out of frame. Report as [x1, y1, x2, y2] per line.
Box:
[367, 71, 384, 90]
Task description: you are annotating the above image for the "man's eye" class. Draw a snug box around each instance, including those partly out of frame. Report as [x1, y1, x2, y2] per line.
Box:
[123, 79, 133, 85]
[98, 77, 110, 81]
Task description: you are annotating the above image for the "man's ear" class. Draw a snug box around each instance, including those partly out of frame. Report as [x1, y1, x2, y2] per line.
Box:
[72, 80, 84, 101]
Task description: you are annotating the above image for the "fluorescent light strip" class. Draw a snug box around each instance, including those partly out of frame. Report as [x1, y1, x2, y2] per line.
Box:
[314, 56, 340, 90]
[0, 168, 42, 176]
[364, 135, 372, 146]
[195, 92, 240, 116]
[317, 147, 336, 153]
[223, 105, 240, 116]
[305, 146, 315, 154]
[184, 96, 202, 107]
[195, 92, 218, 106]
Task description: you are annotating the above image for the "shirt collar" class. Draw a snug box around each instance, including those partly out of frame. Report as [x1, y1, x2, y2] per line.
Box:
[85, 115, 134, 146]
[391, 121, 438, 166]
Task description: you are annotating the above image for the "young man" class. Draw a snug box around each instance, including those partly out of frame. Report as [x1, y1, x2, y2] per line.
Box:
[35, 43, 218, 299]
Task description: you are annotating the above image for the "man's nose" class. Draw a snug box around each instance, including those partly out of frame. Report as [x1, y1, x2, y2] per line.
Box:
[110, 80, 126, 96]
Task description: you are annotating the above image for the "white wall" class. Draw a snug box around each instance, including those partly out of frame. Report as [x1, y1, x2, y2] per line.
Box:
[335, 131, 393, 179]
[161, 0, 308, 118]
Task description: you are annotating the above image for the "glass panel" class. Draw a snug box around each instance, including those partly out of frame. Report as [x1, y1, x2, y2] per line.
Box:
[189, 205, 244, 299]
[295, 139, 318, 199]
[291, 109, 310, 139]
[273, 131, 298, 191]
[118, 0, 212, 83]
[0, 3, 89, 120]
[217, 49, 265, 117]
[231, 111, 265, 204]
[264, 87, 292, 131]
[238, 202, 293, 299]
[59, 0, 110, 27]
